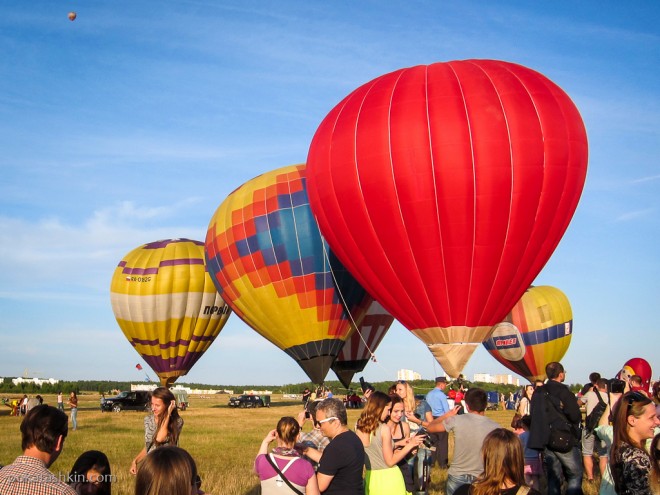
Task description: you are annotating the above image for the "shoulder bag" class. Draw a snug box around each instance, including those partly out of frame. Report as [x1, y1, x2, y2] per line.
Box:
[542, 388, 575, 453]
[265, 454, 304, 495]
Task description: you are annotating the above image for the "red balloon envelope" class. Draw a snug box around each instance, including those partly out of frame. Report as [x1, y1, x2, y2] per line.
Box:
[616, 357, 653, 391]
[306, 59, 588, 377]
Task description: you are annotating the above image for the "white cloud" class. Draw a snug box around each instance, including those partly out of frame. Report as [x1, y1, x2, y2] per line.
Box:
[614, 208, 656, 222]
[0, 200, 206, 294]
[631, 174, 660, 184]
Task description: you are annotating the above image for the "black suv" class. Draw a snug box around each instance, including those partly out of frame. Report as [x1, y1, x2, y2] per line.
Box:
[228, 394, 264, 408]
[101, 391, 151, 412]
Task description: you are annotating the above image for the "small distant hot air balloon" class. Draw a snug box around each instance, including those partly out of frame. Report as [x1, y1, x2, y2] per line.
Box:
[205, 164, 373, 384]
[110, 238, 231, 387]
[332, 301, 395, 388]
[483, 286, 573, 382]
[68, 12, 77, 21]
[306, 59, 588, 377]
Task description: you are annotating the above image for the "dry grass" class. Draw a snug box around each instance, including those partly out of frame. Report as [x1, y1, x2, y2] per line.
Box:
[0, 394, 600, 495]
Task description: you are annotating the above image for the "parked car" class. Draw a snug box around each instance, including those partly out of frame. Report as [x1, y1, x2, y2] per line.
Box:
[228, 394, 265, 408]
[101, 391, 151, 412]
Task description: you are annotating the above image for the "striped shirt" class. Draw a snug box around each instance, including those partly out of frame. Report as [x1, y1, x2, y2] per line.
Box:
[0, 456, 76, 495]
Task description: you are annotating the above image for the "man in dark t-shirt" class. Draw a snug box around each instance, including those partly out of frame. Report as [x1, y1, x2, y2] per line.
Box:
[303, 398, 364, 494]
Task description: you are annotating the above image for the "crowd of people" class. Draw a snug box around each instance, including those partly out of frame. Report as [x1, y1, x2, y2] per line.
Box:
[1, 367, 659, 495]
[0, 386, 196, 495]
[254, 364, 660, 495]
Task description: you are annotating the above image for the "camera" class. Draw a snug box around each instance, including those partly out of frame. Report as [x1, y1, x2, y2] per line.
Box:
[414, 427, 435, 449]
[609, 378, 625, 394]
[305, 411, 311, 419]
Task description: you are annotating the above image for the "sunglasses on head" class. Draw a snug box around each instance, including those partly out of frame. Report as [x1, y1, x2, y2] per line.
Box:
[626, 391, 648, 405]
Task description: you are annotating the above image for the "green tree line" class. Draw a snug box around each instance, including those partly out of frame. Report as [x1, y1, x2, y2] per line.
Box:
[0, 377, 583, 396]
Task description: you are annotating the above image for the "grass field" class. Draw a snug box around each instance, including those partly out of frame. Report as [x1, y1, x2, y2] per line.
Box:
[0, 393, 600, 494]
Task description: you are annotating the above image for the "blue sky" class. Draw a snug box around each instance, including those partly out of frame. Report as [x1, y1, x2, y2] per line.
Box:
[0, 1, 658, 388]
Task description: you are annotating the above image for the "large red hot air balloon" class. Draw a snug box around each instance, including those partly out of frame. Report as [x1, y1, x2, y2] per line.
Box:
[306, 59, 588, 377]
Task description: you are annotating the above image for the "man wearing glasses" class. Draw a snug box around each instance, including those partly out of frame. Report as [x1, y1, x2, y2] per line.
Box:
[529, 361, 584, 495]
[303, 398, 365, 494]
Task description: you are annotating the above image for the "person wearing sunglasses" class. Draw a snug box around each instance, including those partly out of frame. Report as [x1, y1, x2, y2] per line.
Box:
[296, 402, 330, 469]
[302, 398, 364, 494]
[610, 391, 660, 495]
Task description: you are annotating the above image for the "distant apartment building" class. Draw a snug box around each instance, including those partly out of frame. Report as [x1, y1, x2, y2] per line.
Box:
[473, 373, 493, 383]
[472, 373, 520, 386]
[494, 374, 520, 386]
[131, 383, 234, 395]
[11, 377, 59, 387]
[397, 369, 422, 381]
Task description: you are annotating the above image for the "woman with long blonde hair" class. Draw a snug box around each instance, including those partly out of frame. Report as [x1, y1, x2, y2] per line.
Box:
[130, 387, 184, 475]
[610, 391, 660, 495]
[453, 428, 540, 495]
[356, 391, 425, 494]
[394, 380, 425, 429]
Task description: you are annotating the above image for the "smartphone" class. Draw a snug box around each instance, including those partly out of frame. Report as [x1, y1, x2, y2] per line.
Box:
[305, 411, 311, 419]
[413, 427, 428, 437]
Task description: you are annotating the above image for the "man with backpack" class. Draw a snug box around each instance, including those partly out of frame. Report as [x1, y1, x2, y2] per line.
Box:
[528, 361, 584, 495]
[582, 378, 609, 483]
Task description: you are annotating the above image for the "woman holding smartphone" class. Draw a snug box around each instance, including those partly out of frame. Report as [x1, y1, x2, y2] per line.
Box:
[357, 391, 425, 494]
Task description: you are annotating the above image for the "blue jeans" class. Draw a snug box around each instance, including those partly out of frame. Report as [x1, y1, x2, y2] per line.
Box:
[544, 446, 584, 495]
[446, 473, 477, 495]
[70, 407, 78, 430]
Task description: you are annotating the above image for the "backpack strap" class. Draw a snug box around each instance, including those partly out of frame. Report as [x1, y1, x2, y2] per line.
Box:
[265, 454, 304, 495]
[542, 387, 570, 424]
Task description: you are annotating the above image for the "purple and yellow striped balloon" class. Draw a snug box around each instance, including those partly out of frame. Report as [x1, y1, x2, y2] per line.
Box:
[110, 239, 230, 386]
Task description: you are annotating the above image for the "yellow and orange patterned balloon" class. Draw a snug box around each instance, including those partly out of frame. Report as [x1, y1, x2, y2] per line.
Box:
[205, 164, 372, 384]
[483, 285, 572, 382]
[110, 239, 231, 386]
